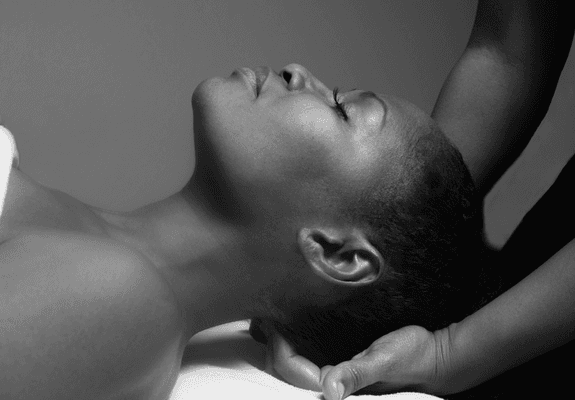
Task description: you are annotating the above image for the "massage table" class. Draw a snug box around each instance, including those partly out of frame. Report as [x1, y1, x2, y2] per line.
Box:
[170, 320, 442, 400]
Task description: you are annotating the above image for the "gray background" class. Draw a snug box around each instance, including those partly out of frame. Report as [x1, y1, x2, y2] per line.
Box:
[1, 0, 573, 247]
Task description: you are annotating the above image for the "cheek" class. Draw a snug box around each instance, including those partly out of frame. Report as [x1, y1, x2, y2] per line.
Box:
[266, 100, 346, 177]
[226, 103, 345, 207]
[273, 113, 342, 181]
[281, 100, 338, 138]
[192, 85, 351, 208]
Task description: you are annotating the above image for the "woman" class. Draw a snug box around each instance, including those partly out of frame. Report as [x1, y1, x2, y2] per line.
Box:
[0, 60, 482, 400]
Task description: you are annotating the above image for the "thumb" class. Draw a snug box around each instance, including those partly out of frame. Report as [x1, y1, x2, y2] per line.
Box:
[321, 352, 382, 400]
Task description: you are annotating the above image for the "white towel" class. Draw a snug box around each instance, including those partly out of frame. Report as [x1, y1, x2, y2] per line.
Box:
[0, 125, 20, 219]
[170, 320, 443, 400]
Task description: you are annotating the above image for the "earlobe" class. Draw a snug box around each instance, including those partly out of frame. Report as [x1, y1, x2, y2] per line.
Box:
[298, 227, 384, 286]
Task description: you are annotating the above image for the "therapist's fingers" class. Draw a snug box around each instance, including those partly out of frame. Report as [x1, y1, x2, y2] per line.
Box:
[265, 332, 280, 376]
[269, 329, 322, 391]
[250, 318, 322, 391]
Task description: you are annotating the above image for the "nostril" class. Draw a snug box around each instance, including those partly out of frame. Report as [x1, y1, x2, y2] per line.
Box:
[281, 70, 292, 84]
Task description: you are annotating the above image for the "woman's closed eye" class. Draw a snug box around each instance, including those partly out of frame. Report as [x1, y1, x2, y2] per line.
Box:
[332, 87, 350, 121]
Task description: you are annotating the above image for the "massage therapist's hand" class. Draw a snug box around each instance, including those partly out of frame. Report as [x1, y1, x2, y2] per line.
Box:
[250, 318, 454, 399]
[249, 318, 324, 391]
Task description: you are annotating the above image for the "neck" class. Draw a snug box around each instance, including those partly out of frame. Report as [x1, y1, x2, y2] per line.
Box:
[90, 178, 261, 338]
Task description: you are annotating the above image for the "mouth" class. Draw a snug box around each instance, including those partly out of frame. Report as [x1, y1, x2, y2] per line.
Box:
[253, 66, 270, 96]
[236, 66, 270, 97]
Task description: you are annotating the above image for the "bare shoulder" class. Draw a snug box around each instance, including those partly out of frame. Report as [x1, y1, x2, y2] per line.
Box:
[0, 230, 186, 400]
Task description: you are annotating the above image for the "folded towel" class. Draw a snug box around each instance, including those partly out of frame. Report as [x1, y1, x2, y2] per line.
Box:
[170, 320, 443, 400]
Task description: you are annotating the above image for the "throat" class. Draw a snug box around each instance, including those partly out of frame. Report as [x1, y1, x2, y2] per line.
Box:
[90, 190, 255, 334]
[91, 206, 168, 270]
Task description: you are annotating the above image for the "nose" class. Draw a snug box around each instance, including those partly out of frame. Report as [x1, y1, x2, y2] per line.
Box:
[279, 63, 330, 96]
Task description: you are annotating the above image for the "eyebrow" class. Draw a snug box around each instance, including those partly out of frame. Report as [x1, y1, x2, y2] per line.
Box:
[359, 91, 388, 129]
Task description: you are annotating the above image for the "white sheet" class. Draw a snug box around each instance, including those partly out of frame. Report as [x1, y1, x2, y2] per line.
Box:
[0, 125, 20, 220]
[170, 320, 443, 400]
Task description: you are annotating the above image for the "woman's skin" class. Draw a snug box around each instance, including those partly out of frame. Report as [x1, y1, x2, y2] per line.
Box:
[0, 63, 437, 399]
[258, 1, 575, 399]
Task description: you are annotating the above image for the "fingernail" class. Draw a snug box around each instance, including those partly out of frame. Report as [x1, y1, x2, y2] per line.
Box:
[337, 382, 345, 400]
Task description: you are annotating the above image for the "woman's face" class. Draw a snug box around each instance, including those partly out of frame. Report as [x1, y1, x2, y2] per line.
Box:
[191, 63, 431, 223]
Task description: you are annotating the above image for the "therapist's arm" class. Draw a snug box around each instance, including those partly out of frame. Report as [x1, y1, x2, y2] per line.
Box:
[391, 0, 575, 394]
[382, 0, 575, 394]
[438, 239, 575, 393]
[432, 0, 574, 197]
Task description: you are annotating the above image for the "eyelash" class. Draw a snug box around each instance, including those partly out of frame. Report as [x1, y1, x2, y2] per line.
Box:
[332, 87, 350, 121]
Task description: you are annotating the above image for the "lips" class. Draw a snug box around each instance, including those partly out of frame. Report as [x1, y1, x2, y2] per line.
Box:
[237, 66, 270, 97]
[253, 66, 270, 96]
[236, 68, 257, 97]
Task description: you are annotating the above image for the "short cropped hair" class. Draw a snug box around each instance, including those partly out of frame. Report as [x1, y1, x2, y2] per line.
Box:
[273, 122, 503, 367]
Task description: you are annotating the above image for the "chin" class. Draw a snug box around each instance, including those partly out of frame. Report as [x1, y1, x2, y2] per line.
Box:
[191, 77, 223, 111]
[192, 76, 250, 128]
[192, 77, 235, 139]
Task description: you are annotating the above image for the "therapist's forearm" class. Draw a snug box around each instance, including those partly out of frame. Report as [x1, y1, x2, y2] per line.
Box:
[432, 1, 573, 197]
[440, 239, 575, 394]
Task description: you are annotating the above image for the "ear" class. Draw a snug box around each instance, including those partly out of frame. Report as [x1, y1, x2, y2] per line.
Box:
[297, 227, 385, 286]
